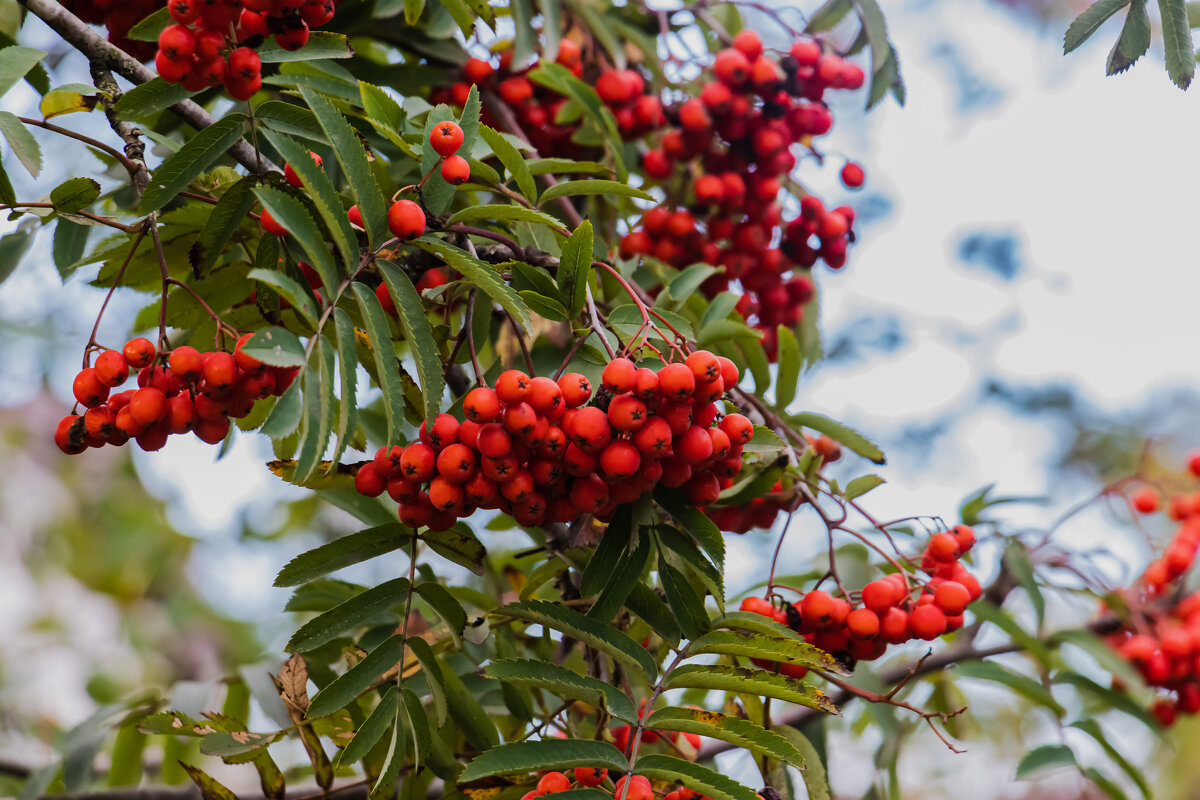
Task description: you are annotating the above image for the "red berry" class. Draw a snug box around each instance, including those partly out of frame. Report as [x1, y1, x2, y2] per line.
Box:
[536, 772, 571, 795]
[260, 208, 288, 236]
[602, 358, 637, 394]
[933, 581, 971, 616]
[129, 387, 168, 426]
[714, 48, 752, 86]
[158, 24, 196, 61]
[440, 154, 470, 185]
[430, 120, 464, 157]
[909, 605, 948, 640]
[574, 768, 607, 788]
[123, 338, 156, 369]
[840, 161, 865, 188]
[95, 349, 130, 387]
[168, 345, 202, 381]
[387, 199, 425, 241]
[275, 23, 310, 51]
[557, 373, 592, 408]
[55, 415, 87, 454]
[73, 368, 110, 407]
[847, 607, 880, 639]
[355, 463, 386, 497]
[1132, 486, 1161, 514]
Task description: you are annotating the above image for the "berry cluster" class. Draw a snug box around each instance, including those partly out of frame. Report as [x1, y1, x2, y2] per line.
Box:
[616, 30, 865, 359]
[741, 525, 981, 668]
[519, 769, 708, 800]
[437, 41, 666, 158]
[153, 0, 337, 99]
[61, 0, 164, 61]
[55, 335, 297, 454]
[353, 350, 754, 530]
[1105, 457, 1200, 726]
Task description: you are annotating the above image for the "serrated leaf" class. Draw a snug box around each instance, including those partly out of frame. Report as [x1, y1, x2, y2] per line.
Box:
[296, 338, 336, 483]
[0, 45, 46, 99]
[478, 124, 537, 202]
[558, 219, 591, 317]
[448, 204, 565, 229]
[634, 755, 758, 800]
[285, 577, 411, 652]
[539, 179, 651, 204]
[50, 177, 100, 214]
[956, 661, 1065, 716]
[645, 708, 806, 768]
[114, 78, 191, 120]
[415, 582, 466, 647]
[140, 114, 245, 213]
[654, 486, 723, 573]
[773, 726, 830, 800]
[308, 634, 406, 719]
[590, 529, 651, 623]
[664, 665, 839, 714]
[0, 111, 40, 177]
[275, 523, 412, 587]
[421, 526, 486, 575]
[483, 659, 638, 723]
[1070, 719, 1151, 800]
[262, 130, 357, 273]
[350, 281, 407, 447]
[844, 474, 885, 500]
[807, 0, 852, 31]
[656, 525, 724, 610]
[300, 87, 388, 247]
[258, 32, 353, 62]
[377, 260, 443, 423]
[459, 739, 628, 782]
[416, 239, 531, 331]
[439, 658, 500, 750]
[337, 687, 398, 766]
[790, 411, 885, 465]
[248, 267, 319, 329]
[53, 218, 90, 279]
[687, 630, 847, 673]
[528, 158, 608, 175]
[494, 600, 658, 681]
[1015, 743, 1076, 780]
[329, 308, 358, 468]
[127, 7, 171, 41]
[775, 325, 800, 409]
[1107, 0, 1151, 74]
[260, 375, 304, 439]
[1064, 0, 1131, 52]
[0, 217, 35, 286]
[1157, 0, 1194, 88]
[242, 326, 307, 367]
[180, 764, 239, 800]
[519, 290, 568, 321]
[369, 706, 404, 800]
[256, 100, 326, 143]
[191, 176, 257, 277]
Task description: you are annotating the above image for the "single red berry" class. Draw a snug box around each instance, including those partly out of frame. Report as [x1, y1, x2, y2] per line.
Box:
[203, 352, 238, 394]
[464, 387, 502, 423]
[536, 772, 571, 795]
[909, 605, 948, 641]
[657, 363, 695, 401]
[933, 581, 971, 616]
[275, 22, 311, 51]
[123, 338, 156, 369]
[1132, 486, 1161, 514]
[495, 370, 531, 404]
[602, 358, 637, 394]
[73, 368, 110, 407]
[260, 208, 288, 236]
[355, 462, 386, 497]
[387, 199, 425, 240]
[168, 345, 203, 381]
[841, 161, 865, 188]
[94, 349, 130, 387]
[129, 387, 168, 426]
[574, 768, 607, 788]
[54, 415, 87, 454]
[557, 373, 592, 408]
[430, 120, 465, 157]
[158, 24, 196, 61]
[440, 154, 470, 185]
[714, 48, 752, 86]
[847, 607, 880, 639]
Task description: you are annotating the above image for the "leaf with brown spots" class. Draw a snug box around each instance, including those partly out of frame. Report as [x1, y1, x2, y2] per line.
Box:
[276, 654, 310, 715]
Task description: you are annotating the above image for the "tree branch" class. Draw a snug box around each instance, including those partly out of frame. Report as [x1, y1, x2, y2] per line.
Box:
[17, 0, 275, 175]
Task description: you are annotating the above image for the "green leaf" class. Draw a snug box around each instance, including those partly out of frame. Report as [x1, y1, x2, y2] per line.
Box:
[127, 7, 171, 41]
[969, 601, 1051, 665]
[558, 219, 592, 317]
[773, 726, 830, 800]
[114, 78, 190, 120]
[1084, 767, 1131, 800]
[261, 375, 304, 440]
[687, 630, 847, 673]
[255, 100, 326, 143]
[415, 582, 467, 646]
[790, 411, 885, 465]
[448, 204, 565, 229]
[0, 46, 46, 99]
[308, 635, 405, 719]
[656, 525, 724, 610]
[248, 267, 319, 329]
[634, 755, 758, 800]
[350, 281, 407, 447]
[140, 114, 246, 213]
[1002, 541, 1045, 627]
[329, 308, 359, 469]
[258, 32, 354, 62]
[1051, 629, 1147, 692]
[1107, 0, 1151, 74]
[416, 239, 531, 331]
[53, 218, 90, 279]
[50, 177, 100, 214]
[262, 130, 357, 274]
[296, 338, 336, 483]
[190, 176, 257, 277]
[539, 179, 652, 205]
[664, 665, 840, 714]
[300, 87, 388, 247]
[439, 659, 500, 750]
[519, 290, 569, 321]
[658, 558, 710, 641]
[242, 326, 307, 367]
[807, 0, 852, 31]
[337, 687, 398, 766]
[275, 523, 412, 587]
[775, 325, 800, 409]
[1065, 0, 1131, 52]
[479, 125, 537, 202]
[495, 599, 658, 681]
[285, 577, 410, 652]
[1015, 743, 1076, 780]
[369, 705, 405, 800]
[0, 217, 35, 286]
[459, 740, 628, 782]
[844, 474, 885, 500]
[179, 764, 239, 800]
[715, 611, 810, 642]
[581, 504, 634, 598]
[483, 659, 638, 723]
[1157, 0, 1194, 88]
[645, 707, 807, 768]
[421, 526, 487, 575]
[400, 688, 431, 767]
[528, 158, 609, 175]
[955, 661, 1065, 717]
[403, 0, 425, 24]
[359, 81, 407, 146]
[1052, 671, 1159, 731]
[1070, 719, 1152, 800]
[590, 530, 651, 623]
[0, 111, 40, 177]
[377, 260, 443, 423]
[852, 0, 892, 77]
[654, 486, 723, 573]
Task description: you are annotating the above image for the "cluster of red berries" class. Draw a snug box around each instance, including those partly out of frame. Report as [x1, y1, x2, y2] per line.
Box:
[1106, 456, 1200, 726]
[519, 769, 707, 800]
[610, 30, 864, 359]
[436, 40, 665, 158]
[741, 525, 980, 667]
[62, 0, 164, 61]
[261, 125, 470, 246]
[353, 350, 754, 530]
[153, 0, 337, 99]
[55, 335, 297, 454]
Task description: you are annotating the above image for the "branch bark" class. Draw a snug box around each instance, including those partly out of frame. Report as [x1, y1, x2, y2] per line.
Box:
[17, 0, 275, 174]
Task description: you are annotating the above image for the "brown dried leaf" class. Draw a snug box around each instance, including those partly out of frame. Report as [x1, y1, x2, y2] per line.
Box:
[276, 654, 310, 715]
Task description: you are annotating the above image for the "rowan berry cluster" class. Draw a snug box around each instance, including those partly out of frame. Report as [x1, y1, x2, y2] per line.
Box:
[437, 40, 665, 158]
[615, 30, 864, 359]
[741, 525, 981, 668]
[1105, 455, 1200, 726]
[61, 0, 164, 61]
[153, 0, 337, 100]
[55, 335, 297, 455]
[519, 769, 706, 800]
[353, 350, 755, 530]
